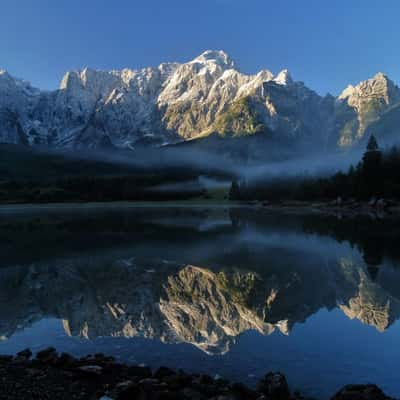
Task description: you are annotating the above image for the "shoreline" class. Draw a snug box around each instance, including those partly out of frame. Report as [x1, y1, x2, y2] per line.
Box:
[0, 349, 393, 400]
[0, 199, 398, 217]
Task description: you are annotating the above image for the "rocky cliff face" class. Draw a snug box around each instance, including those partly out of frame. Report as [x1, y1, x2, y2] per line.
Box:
[2, 51, 400, 153]
[0, 70, 40, 145]
[28, 63, 180, 148]
[159, 51, 277, 140]
[336, 73, 400, 147]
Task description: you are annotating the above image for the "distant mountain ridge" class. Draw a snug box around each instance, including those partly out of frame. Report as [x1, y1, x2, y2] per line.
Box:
[1, 51, 400, 153]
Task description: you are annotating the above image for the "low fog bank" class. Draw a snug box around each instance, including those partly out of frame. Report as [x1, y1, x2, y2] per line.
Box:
[0, 136, 372, 183]
[240, 148, 364, 183]
[2, 134, 398, 203]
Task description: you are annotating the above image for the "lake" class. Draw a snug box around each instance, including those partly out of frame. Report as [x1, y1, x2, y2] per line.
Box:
[0, 205, 399, 399]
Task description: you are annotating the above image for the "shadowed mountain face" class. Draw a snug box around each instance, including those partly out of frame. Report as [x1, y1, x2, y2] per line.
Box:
[1, 207, 400, 355]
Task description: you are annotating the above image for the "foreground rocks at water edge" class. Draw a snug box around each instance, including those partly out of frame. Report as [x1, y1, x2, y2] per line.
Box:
[0, 349, 394, 399]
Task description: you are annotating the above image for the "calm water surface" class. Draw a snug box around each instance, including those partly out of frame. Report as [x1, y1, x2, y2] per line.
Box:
[1, 205, 400, 399]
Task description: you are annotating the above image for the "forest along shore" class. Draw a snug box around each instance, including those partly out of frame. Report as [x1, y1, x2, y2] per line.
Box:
[254, 198, 400, 215]
[0, 349, 393, 400]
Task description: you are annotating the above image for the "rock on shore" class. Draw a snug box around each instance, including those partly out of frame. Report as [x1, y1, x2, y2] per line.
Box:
[0, 349, 394, 400]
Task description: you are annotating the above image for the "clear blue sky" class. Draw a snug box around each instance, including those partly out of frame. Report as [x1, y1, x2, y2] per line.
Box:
[1, 0, 399, 95]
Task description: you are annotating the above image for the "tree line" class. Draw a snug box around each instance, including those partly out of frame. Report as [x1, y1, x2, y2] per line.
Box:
[0, 170, 205, 204]
[230, 135, 400, 201]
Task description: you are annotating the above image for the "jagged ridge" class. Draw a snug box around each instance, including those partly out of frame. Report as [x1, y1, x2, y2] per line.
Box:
[1, 52, 400, 152]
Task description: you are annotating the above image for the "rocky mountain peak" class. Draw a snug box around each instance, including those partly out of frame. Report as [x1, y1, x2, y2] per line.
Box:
[0, 70, 17, 91]
[60, 68, 119, 96]
[190, 50, 235, 70]
[373, 71, 391, 83]
[338, 84, 356, 101]
[339, 72, 399, 103]
[336, 71, 400, 148]
[59, 70, 81, 90]
[0, 70, 36, 92]
[273, 69, 293, 85]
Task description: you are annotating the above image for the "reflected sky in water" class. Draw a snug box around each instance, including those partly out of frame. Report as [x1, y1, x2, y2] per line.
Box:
[1, 206, 400, 399]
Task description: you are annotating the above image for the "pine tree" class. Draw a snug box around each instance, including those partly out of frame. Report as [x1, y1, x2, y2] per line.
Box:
[362, 134, 382, 197]
[229, 180, 241, 200]
[366, 134, 379, 152]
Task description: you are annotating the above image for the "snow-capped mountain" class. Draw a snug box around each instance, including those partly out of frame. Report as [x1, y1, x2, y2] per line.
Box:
[1, 51, 400, 151]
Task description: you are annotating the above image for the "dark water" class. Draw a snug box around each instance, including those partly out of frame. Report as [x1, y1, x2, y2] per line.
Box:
[1, 205, 400, 399]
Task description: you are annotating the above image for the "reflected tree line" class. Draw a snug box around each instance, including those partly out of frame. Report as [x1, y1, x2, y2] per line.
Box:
[2, 207, 400, 275]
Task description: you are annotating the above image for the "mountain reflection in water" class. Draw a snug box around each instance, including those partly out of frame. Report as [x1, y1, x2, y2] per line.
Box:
[1, 206, 400, 397]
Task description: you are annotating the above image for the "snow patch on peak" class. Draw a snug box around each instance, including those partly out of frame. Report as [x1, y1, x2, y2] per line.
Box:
[338, 84, 356, 100]
[256, 69, 274, 81]
[80, 67, 98, 81]
[273, 69, 293, 85]
[190, 50, 235, 69]
[60, 71, 81, 90]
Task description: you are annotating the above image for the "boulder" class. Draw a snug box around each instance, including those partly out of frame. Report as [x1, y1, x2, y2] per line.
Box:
[180, 387, 207, 400]
[56, 352, 77, 368]
[153, 366, 176, 380]
[257, 372, 291, 400]
[16, 348, 32, 360]
[127, 365, 152, 380]
[331, 384, 393, 400]
[116, 382, 146, 400]
[36, 347, 58, 363]
[77, 365, 103, 375]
